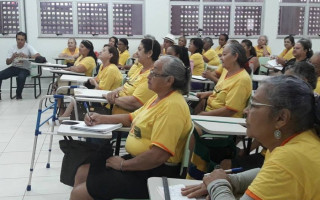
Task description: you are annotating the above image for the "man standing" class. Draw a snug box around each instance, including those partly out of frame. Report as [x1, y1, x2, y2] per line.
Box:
[0, 31, 40, 99]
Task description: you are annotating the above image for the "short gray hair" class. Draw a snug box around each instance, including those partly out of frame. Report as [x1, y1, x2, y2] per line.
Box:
[159, 55, 191, 95]
[259, 35, 268, 44]
[260, 75, 315, 133]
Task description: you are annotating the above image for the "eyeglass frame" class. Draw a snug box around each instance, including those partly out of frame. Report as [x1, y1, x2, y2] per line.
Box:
[248, 98, 274, 109]
[149, 69, 169, 78]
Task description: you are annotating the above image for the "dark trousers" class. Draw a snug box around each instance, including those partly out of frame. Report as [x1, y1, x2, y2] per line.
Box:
[0, 66, 30, 96]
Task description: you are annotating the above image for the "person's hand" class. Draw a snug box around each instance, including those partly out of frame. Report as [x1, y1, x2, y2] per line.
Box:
[203, 169, 229, 186]
[89, 78, 96, 86]
[181, 183, 208, 198]
[105, 90, 119, 104]
[12, 52, 19, 59]
[65, 66, 72, 71]
[197, 92, 209, 99]
[106, 156, 125, 170]
[18, 53, 28, 58]
[84, 112, 103, 126]
[202, 70, 215, 81]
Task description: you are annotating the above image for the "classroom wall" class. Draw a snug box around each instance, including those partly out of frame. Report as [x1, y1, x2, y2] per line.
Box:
[0, 0, 319, 90]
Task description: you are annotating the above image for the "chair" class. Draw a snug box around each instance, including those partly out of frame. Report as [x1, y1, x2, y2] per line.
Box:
[9, 64, 42, 99]
[180, 121, 195, 177]
[258, 57, 270, 75]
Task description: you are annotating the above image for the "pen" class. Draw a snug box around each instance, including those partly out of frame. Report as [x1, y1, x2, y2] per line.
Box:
[204, 167, 243, 176]
[83, 102, 93, 122]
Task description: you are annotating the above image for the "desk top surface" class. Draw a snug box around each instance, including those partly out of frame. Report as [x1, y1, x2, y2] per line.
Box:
[252, 75, 269, 82]
[57, 122, 113, 138]
[42, 67, 85, 76]
[147, 177, 203, 200]
[191, 115, 246, 125]
[31, 62, 68, 68]
[194, 120, 247, 136]
[74, 88, 110, 98]
[60, 74, 91, 83]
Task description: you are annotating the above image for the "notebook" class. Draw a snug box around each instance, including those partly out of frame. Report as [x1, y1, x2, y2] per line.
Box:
[70, 121, 122, 133]
[267, 59, 283, 71]
[192, 75, 207, 81]
[74, 88, 110, 98]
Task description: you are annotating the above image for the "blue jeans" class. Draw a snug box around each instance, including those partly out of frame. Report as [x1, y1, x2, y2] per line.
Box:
[0, 66, 30, 96]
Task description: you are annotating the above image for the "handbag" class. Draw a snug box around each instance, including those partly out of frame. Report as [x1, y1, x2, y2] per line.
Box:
[59, 136, 113, 186]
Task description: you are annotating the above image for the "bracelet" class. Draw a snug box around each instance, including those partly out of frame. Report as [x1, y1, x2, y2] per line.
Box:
[120, 160, 124, 171]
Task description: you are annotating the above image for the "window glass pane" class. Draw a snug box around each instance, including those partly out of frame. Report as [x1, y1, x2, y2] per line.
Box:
[203, 5, 230, 35]
[308, 6, 320, 35]
[0, 1, 19, 34]
[203, 0, 231, 2]
[235, 0, 263, 2]
[279, 0, 306, 2]
[113, 4, 142, 35]
[278, 6, 304, 35]
[170, 5, 199, 36]
[234, 6, 261, 35]
[40, 2, 73, 35]
[77, 3, 108, 35]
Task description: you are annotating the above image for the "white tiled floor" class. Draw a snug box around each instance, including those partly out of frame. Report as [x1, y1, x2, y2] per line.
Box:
[0, 90, 72, 200]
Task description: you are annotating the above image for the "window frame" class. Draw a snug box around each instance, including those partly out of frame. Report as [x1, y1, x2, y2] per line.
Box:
[0, 0, 24, 38]
[278, 1, 320, 38]
[37, 0, 145, 38]
[169, 0, 265, 39]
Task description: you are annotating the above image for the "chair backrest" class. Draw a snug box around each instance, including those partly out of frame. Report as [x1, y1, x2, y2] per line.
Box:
[258, 57, 270, 75]
[180, 121, 195, 176]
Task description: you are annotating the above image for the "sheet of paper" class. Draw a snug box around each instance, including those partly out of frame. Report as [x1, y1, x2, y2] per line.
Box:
[192, 75, 207, 81]
[157, 184, 204, 200]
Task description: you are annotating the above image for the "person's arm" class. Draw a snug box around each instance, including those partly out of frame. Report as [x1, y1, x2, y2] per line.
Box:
[106, 145, 171, 171]
[203, 55, 210, 63]
[114, 96, 143, 112]
[262, 45, 270, 57]
[104, 86, 123, 104]
[196, 91, 212, 99]
[66, 64, 87, 73]
[198, 107, 236, 117]
[202, 70, 219, 83]
[84, 112, 131, 127]
[6, 53, 18, 65]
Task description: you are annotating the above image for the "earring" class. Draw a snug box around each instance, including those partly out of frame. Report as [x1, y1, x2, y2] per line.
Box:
[274, 129, 282, 140]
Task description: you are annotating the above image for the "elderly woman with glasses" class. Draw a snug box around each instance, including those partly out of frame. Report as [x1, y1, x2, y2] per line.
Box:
[105, 39, 160, 114]
[65, 40, 97, 76]
[70, 56, 192, 200]
[182, 75, 320, 199]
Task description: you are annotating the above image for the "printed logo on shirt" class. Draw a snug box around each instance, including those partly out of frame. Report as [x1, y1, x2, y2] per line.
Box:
[133, 125, 142, 139]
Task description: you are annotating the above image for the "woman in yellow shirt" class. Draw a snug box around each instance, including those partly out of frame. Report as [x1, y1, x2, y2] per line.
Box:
[70, 56, 192, 199]
[59, 45, 122, 118]
[65, 40, 97, 77]
[276, 35, 295, 66]
[189, 38, 204, 75]
[59, 38, 79, 66]
[254, 35, 272, 57]
[202, 37, 220, 66]
[118, 38, 130, 67]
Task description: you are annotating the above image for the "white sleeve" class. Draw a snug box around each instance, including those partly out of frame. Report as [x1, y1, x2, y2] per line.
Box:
[7, 45, 15, 59]
[27, 44, 39, 56]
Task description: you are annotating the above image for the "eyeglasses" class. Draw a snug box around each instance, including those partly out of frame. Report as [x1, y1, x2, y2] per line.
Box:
[149, 69, 169, 78]
[248, 99, 273, 109]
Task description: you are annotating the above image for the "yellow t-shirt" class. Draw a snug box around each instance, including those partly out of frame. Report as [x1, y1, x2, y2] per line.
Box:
[190, 53, 204, 75]
[74, 55, 96, 77]
[203, 49, 220, 66]
[206, 68, 252, 118]
[95, 63, 122, 91]
[246, 129, 320, 200]
[119, 50, 130, 66]
[126, 91, 192, 164]
[314, 77, 320, 94]
[112, 68, 156, 114]
[61, 47, 79, 64]
[254, 45, 272, 57]
[127, 62, 143, 78]
[278, 48, 294, 61]
[214, 45, 224, 56]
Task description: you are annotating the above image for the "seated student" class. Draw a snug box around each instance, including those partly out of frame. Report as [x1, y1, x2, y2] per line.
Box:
[202, 37, 220, 66]
[178, 35, 187, 47]
[281, 38, 313, 73]
[188, 43, 252, 180]
[0, 31, 41, 99]
[183, 75, 320, 200]
[275, 35, 295, 66]
[108, 36, 118, 48]
[70, 56, 192, 200]
[166, 45, 190, 68]
[310, 52, 320, 94]
[117, 38, 130, 67]
[241, 39, 259, 75]
[59, 45, 123, 118]
[59, 38, 79, 67]
[105, 39, 161, 114]
[219, 61, 318, 172]
[215, 33, 229, 57]
[162, 33, 175, 55]
[65, 40, 97, 77]
[189, 38, 204, 76]
[254, 35, 272, 57]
